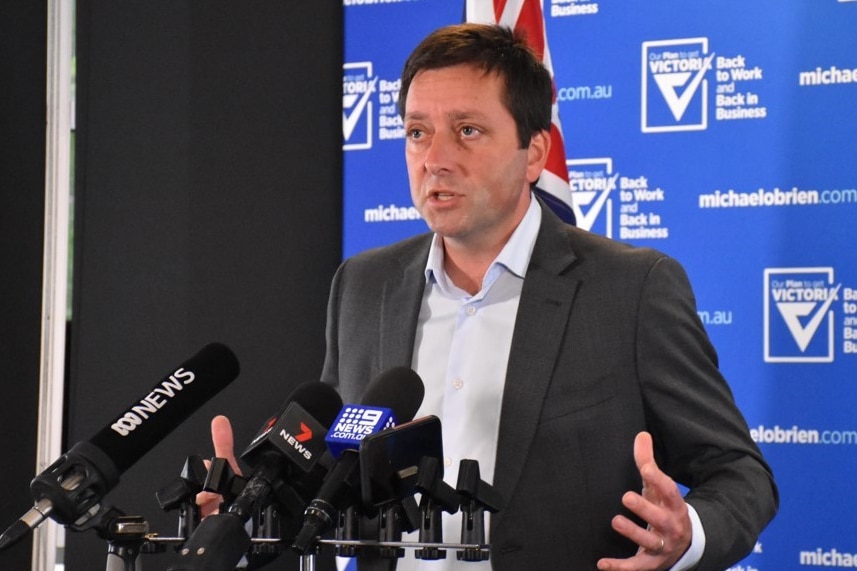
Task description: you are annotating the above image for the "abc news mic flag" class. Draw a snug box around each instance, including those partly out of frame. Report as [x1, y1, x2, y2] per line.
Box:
[0, 343, 240, 552]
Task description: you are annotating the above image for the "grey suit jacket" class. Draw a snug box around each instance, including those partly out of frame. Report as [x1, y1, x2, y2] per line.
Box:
[321, 205, 777, 570]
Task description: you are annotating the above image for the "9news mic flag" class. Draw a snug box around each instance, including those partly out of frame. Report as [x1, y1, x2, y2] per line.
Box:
[466, 0, 576, 226]
[293, 367, 425, 555]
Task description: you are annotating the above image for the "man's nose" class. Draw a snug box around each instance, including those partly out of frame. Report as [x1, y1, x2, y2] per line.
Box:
[424, 131, 455, 175]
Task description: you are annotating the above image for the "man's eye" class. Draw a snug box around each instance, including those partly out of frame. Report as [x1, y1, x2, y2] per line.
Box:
[461, 126, 476, 136]
[408, 129, 423, 139]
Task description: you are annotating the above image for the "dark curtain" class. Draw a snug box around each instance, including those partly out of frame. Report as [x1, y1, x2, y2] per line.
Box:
[0, 1, 47, 570]
[69, 2, 343, 569]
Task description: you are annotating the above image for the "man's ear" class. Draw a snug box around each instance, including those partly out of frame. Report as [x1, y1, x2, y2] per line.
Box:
[526, 129, 551, 183]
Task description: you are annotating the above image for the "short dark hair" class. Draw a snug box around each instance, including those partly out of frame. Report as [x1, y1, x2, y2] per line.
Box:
[399, 23, 553, 149]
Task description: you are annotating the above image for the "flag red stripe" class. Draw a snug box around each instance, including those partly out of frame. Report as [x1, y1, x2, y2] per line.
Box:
[513, 1, 545, 61]
[494, 0, 507, 22]
[545, 122, 568, 178]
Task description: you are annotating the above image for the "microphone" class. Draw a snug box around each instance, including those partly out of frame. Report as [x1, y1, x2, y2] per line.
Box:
[358, 416, 456, 562]
[168, 381, 343, 571]
[229, 381, 343, 521]
[0, 343, 240, 552]
[359, 416, 446, 509]
[291, 367, 424, 554]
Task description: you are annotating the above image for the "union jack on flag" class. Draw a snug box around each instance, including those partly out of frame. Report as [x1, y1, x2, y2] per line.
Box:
[466, 0, 576, 225]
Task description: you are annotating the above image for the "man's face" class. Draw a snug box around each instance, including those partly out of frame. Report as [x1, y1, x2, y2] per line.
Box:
[403, 64, 548, 250]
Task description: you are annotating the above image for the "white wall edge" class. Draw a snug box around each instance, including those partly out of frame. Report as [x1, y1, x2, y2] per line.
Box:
[35, 0, 74, 569]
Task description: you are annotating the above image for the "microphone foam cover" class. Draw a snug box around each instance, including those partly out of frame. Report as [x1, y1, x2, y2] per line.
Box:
[360, 367, 425, 423]
[285, 381, 344, 428]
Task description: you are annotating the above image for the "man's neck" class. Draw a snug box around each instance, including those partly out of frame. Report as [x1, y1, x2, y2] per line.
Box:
[435, 192, 536, 295]
[441, 242, 498, 295]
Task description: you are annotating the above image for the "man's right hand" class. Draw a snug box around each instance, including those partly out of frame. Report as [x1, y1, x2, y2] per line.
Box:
[196, 415, 243, 517]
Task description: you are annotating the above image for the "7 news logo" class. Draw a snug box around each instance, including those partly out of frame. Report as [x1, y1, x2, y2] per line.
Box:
[642, 38, 714, 133]
[764, 268, 841, 363]
[279, 422, 315, 460]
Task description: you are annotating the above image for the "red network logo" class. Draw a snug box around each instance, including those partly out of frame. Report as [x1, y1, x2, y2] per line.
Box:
[295, 422, 313, 443]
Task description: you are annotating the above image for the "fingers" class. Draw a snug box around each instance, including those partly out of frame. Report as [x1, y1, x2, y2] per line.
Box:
[633, 432, 683, 513]
[597, 542, 663, 571]
[634, 431, 656, 474]
[597, 509, 677, 570]
[211, 415, 242, 476]
[596, 432, 692, 570]
[196, 490, 223, 518]
[196, 415, 240, 518]
[610, 512, 667, 554]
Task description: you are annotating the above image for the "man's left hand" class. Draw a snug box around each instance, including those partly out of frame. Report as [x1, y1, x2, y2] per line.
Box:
[596, 431, 692, 571]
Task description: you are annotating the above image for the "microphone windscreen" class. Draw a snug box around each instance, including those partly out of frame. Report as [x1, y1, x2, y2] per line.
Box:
[283, 381, 344, 428]
[89, 343, 240, 474]
[360, 367, 425, 423]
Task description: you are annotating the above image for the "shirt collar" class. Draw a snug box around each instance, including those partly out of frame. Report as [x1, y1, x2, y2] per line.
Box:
[424, 193, 542, 286]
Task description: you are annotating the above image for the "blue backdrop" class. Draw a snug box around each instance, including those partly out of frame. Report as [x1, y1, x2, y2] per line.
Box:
[342, 2, 857, 569]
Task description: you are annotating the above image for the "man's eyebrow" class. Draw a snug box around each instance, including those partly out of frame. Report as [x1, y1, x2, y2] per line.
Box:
[403, 111, 428, 122]
[447, 110, 490, 122]
[404, 110, 491, 122]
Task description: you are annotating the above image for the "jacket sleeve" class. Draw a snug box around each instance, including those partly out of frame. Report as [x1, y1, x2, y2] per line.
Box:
[636, 256, 778, 571]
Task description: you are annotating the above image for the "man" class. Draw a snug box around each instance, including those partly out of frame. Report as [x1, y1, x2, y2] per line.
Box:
[205, 23, 776, 571]
[318, 23, 777, 571]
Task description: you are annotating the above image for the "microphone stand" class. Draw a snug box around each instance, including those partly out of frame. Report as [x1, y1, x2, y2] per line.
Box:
[65, 504, 160, 571]
[155, 455, 207, 540]
[103, 515, 149, 571]
[455, 460, 502, 562]
[294, 457, 497, 569]
[299, 543, 321, 571]
[297, 538, 494, 570]
[413, 456, 460, 561]
[54, 453, 499, 570]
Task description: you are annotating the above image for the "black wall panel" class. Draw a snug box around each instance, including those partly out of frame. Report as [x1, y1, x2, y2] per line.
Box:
[69, 2, 342, 569]
[0, 1, 46, 570]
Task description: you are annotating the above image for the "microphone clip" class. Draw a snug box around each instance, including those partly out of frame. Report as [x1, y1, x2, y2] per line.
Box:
[455, 459, 501, 562]
[29, 441, 121, 528]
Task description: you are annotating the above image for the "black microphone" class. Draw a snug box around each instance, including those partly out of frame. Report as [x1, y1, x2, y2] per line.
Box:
[168, 381, 343, 571]
[229, 381, 343, 521]
[359, 416, 447, 508]
[0, 343, 240, 552]
[291, 367, 424, 554]
[359, 416, 459, 561]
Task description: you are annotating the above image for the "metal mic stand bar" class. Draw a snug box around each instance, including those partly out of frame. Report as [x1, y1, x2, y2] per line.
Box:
[297, 539, 490, 571]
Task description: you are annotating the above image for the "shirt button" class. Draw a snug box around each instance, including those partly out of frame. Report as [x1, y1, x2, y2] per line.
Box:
[465, 306, 476, 316]
[444, 457, 452, 468]
[453, 378, 464, 390]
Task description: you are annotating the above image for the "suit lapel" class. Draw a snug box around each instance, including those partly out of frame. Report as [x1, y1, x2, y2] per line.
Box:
[493, 209, 580, 518]
[378, 236, 432, 371]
